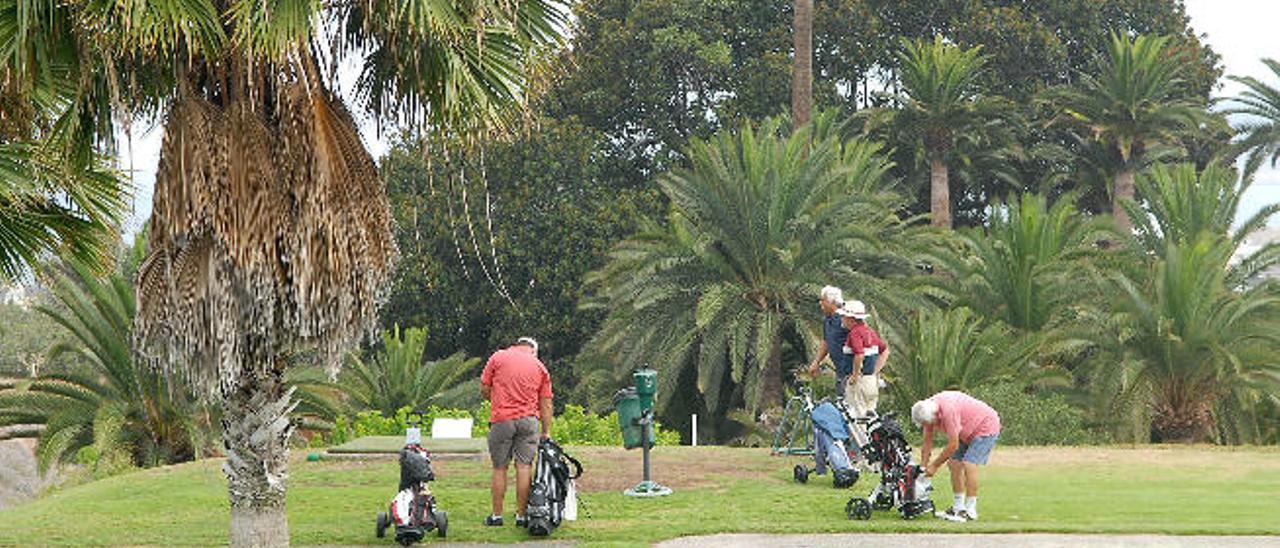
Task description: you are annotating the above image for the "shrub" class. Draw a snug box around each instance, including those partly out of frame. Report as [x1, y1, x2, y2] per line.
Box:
[326, 403, 679, 447]
[970, 382, 1104, 445]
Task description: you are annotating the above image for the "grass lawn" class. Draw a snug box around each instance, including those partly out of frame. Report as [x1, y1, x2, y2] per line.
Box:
[0, 445, 1277, 546]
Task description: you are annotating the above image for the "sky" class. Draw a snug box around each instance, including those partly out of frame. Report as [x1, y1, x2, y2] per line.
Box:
[117, 0, 1280, 236]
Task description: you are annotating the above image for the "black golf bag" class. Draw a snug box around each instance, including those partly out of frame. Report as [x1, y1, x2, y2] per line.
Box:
[525, 438, 583, 536]
[376, 443, 448, 545]
[793, 401, 859, 488]
[846, 412, 934, 520]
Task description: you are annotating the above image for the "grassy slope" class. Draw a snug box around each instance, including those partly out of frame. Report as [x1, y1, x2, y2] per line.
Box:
[0, 446, 1277, 546]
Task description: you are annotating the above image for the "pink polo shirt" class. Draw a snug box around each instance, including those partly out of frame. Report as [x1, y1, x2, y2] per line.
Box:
[932, 391, 1001, 443]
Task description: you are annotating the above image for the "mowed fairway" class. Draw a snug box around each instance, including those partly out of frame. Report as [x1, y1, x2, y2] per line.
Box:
[0, 445, 1277, 546]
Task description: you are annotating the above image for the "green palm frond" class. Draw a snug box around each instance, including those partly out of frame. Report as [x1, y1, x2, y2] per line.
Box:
[1041, 32, 1205, 169]
[1224, 58, 1280, 177]
[338, 326, 481, 416]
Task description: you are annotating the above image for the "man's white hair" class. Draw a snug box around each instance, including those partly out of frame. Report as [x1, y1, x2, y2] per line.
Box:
[820, 285, 844, 306]
[912, 399, 939, 427]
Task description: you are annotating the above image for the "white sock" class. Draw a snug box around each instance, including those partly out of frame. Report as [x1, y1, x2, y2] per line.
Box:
[953, 494, 965, 510]
[965, 496, 978, 516]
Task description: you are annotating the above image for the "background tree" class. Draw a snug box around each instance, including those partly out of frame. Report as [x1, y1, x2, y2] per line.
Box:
[791, 0, 814, 125]
[378, 119, 658, 381]
[1044, 33, 1206, 232]
[866, 36, 997, 229]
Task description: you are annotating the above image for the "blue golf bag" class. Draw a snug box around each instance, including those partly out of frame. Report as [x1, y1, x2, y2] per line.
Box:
[792, 401, 860, 488]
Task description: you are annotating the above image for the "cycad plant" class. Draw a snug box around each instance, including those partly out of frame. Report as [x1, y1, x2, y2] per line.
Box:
[1100, 234, 1280, 443]
[1126, 162, 1279, 282]
[931, 193, 1111, 332]
[0, 0, 565, 542]
[1044, 33, 1205, 231]
[891, 307, 1043, 413]
[586, 117, 929, 418]
[340, 326, 480, 416]
[1225, 58, 1280, 177]
[0, 263, 213, 473]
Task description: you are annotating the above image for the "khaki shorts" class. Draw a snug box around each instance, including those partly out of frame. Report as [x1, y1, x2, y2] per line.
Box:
[849, 375, 879, 418]
[488, 416, 539, 468]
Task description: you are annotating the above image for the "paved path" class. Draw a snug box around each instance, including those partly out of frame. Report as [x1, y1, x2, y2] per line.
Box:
[656, 534, 1280, 548]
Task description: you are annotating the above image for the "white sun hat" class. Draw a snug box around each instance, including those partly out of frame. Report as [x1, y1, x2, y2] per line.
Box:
[837, 300, 870, 320]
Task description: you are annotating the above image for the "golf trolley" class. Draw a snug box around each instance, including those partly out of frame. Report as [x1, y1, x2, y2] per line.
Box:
[844, 411, 934, 521]
[375, 412, 448, 545]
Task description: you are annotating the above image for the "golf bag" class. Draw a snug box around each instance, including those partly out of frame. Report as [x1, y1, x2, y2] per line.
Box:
[846, 412, 934, 520]
[376, 431, 447, 545]
[793, 401, 859, 488]
[525, 438, 584, 536]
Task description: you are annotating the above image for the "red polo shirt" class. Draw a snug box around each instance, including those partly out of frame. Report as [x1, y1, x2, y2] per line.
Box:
[481, 347, 553, 424]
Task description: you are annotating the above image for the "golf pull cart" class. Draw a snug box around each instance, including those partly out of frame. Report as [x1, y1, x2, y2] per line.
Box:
[375, 412, 448, 545]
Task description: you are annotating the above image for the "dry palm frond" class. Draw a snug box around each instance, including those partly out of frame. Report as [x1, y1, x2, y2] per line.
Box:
[135, 66, 397, 397]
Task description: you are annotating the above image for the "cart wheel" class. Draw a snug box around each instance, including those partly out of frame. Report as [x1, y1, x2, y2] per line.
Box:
[375, 512, 388, 538]
[872, 491, 894, 510]
[845, 497, 872, 521]
[434, 510, 448, 537]
[793, 464, 809, 484]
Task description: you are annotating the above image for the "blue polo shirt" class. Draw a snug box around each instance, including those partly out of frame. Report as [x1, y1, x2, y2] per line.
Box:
[823, 314, 854, 376]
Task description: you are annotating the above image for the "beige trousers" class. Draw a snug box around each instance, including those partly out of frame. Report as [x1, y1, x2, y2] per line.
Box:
[848, 375, 879, 418]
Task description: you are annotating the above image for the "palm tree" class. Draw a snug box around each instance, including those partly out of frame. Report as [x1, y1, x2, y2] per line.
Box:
[791, 0, 814, 126]
[1092, 161, 1280, 443]
[931, 193, 1111, 332]
[0, 263, 214, 472]
[585, 117, 929, 421]
[0, 0, 127, 281]
[339, 326, 480, 416]
[868, 36, 995, 229]
[1044, 33, 1205, 232]
[1, 1, 566, 543]
[891, 307, 1044, 414]
[1225, 58, 1280, 177]
[1100, 234, 1280, 443]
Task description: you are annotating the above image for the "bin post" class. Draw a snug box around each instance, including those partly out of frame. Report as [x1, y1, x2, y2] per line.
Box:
[623, 367, 671, 497]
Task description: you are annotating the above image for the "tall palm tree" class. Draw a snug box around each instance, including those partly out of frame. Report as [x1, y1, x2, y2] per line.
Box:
[867, 36, 994, 229]
[0, 263, 214, 472]
[1, 1, 566, 544]
[585, 117, 929, 419]
[1045, 33, 1205, 233]
[791, 0, 814, 126]
[1225, 58, 1280, 177]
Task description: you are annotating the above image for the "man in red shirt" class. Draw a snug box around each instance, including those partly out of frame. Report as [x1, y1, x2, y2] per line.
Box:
[480, 336, 553, 527]
[838, 300, 890, 418]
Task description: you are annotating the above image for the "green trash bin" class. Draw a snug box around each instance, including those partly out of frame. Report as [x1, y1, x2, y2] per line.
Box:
[634, 368, 657, 411]
[613, 388, 648, 449]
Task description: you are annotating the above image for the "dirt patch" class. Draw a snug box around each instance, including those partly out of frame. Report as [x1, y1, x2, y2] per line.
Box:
[570, 446, 785, 493]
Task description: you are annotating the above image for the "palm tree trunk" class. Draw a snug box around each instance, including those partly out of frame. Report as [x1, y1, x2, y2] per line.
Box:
[790, 0, 813, 127]
[929, 158, 951, 229]
[223, 359, 295, 548]
[1112, 169, 1136, 233]
[759, 332, 784, 412]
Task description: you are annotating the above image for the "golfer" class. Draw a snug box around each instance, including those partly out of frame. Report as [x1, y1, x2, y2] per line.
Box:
[838, 300, 889, 417]
[480, 336, 553, 527]
[808, 286, 855, 398]
[912, 391, 1001, 522]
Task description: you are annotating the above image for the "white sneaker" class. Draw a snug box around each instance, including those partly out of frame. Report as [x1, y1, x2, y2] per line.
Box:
[937, 508, 969, 522]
